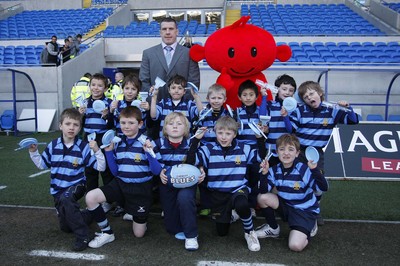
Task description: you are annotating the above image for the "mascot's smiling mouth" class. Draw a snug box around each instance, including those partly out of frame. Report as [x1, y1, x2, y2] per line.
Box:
[230, 67, 255, 75]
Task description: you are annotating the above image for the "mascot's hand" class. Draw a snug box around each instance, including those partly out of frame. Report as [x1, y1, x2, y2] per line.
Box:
[216, 67, 234, 91]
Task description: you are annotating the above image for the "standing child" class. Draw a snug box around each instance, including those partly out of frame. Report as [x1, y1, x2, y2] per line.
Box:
[28, 108, 105, 251]
[78, 73, 114, 203]
[110, 74, 150, 136]
[150, 74, 203, 139]
[85, 106, 162, 248]
[109, 74, 150, 217]
[154, 112, 205, 250]
[256, 134, 328, 252]
[192, 83, 229, 216]
[193, 83, 229, 145]
[236, 80, 268, 216]
[187, 116, 264, 252]
[259, 74, 297, 166]
[286, 81, 358, 224]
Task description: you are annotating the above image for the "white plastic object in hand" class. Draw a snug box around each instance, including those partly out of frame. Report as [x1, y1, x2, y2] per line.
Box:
[305, 146, 320, 163]
[226, 104, 234, 118]
[87, 132, 96, 155]
[190, 128, 207, 140]
[259, 145, 273, 173]
[75, 94, 87, 107]
[259, 115, 271, 126]
[139, 91, 148, 102]
[100, 130, 115, 149]
[131, 100, 142, 108]
[92, 100, 106, 114]
[193, 108, 212, 126]
[138, 135, 156, 158]
[282, 97, 298, 113]
[248, 121, 268, 139]
[112, 94, 118, 116]
[186, 82, 199, 94]
[154, 76, 166, 89]
[322, 101, 350, 112]
[15, 138, 47, 151]
[255, 79, 278, 94]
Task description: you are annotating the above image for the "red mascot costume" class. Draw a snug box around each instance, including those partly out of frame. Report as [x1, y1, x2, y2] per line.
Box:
[190, 16, 292, 108]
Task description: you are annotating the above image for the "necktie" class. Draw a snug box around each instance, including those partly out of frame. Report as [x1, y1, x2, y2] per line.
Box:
[165, 46, 173, 66]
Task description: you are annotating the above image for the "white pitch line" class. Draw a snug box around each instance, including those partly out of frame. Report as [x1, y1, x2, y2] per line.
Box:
[0, 204, 54, 210]
[29, 170, 50, 178]
[198, 262, 285, 266]
[28, 250, 105, 261]
[0, 185, 7, 190]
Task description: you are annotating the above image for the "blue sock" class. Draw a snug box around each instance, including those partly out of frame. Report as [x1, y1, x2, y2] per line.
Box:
[89, 204, 113, 234]
[241, 215, 254, 234]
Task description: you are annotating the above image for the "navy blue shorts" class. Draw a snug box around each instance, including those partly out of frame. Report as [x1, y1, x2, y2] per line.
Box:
[276, 196, 317, 238]
[101, 178, 152, 222]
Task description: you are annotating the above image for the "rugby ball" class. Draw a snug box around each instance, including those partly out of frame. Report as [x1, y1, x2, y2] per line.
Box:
[165, 164, 201, 188]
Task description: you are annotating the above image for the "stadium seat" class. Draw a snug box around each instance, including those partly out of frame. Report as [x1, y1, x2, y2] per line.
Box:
[388, 114, 400, 121]
[366, 114, 384, 121]
[0, 110, 15, 134]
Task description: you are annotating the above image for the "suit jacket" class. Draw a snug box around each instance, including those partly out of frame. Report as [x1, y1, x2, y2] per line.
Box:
[139, 43, 200, 101]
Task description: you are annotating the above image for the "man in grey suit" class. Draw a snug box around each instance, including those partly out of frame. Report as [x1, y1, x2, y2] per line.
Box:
[139, 17, 200, 102]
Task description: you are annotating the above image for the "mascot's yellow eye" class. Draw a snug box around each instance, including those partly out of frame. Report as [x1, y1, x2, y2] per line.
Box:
[228, 47, 235, 58]
[251, 47, 257, 57]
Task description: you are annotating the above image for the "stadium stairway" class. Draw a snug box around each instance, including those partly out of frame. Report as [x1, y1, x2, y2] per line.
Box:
[225, 9, 240, 26]
[83, 0, 91, 8]
[84, 21, 107, 39]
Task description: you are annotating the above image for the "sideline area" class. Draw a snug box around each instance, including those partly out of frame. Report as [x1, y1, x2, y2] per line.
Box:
[1, 205, 399, 265]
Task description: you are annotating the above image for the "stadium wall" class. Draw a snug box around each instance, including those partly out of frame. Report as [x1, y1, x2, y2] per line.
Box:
[370, 0, 400, 30]
[128, 0, 224, 9]
[107, 4, 132, 27]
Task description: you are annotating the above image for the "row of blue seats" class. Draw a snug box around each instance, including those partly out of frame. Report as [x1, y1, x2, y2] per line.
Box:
[365, 114, 400, 121]
[276, 41, 400, 65]
[102, 22, 217, 37]
[241, 3, 383, 35]
[0, 44, 89, 65]
[0, 8, 113, 40]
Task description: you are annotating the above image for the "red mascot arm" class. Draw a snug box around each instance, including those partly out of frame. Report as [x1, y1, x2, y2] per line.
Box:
[216, 67, 234, 92]
[189, 45, 205, 62]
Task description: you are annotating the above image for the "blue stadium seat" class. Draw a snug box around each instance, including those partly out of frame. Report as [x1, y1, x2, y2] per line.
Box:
[0, 110, 15, 134]
[388, 115, 400, 121]
[366, 114, 384, 121]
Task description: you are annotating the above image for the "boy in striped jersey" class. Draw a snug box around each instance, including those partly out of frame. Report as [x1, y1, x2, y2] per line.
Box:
[78, 73, 114, 195]
[192, 83, 229, 216]
[286, 81, 358, 224]
[109, 74, 150, 137]
[259, 74, 297, 166]
[150, 74, 203, 139]
[236, 80, 268, 217]
[256, 134, 328, 252]
[28, 108, 106, 251]
[187, 116, 265, 252]
[85, 106, 162, 248]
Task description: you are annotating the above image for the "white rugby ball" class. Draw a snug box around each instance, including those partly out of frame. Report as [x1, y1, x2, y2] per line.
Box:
[166, 164, 200, 188]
